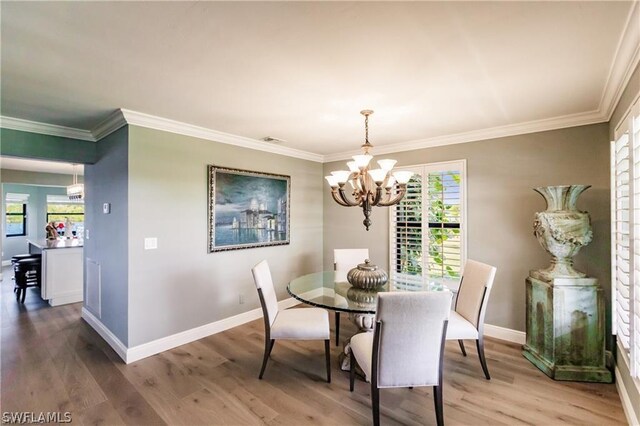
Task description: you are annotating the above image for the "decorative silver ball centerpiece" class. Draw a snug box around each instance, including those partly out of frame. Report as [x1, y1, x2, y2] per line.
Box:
[347, 259, 388, 289]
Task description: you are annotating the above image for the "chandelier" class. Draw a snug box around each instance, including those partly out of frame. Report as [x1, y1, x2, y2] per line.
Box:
[325, 110, 413, 230]
[67, 164, 84, 201]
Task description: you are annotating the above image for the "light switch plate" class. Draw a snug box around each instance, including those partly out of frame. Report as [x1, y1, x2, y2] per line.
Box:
[144, 237, 158, 250]
[103, 203, 111, 214]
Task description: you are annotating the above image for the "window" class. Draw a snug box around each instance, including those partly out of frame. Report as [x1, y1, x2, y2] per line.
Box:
[612, 96, 640, 378]
[46, 195, 84, 237]
[5, 193, 28, 237]
[390, 160, 466, 282]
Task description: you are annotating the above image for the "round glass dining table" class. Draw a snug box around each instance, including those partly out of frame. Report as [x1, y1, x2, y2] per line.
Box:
[287, 271, 450, 329]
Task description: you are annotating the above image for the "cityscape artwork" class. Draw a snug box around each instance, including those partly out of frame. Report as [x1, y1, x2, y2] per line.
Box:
[208, 165, 290, 252]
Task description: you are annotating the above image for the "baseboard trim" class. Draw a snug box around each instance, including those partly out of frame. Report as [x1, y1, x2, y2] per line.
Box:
[85, 290, 524, 364]
[49, 291, 83, 307]
[85, 289, 323, 364]
[126, 288, 322, 363]
[484, 323, 526, 345]
[615, 363, 640, 426]
[81, 307, 128, 362]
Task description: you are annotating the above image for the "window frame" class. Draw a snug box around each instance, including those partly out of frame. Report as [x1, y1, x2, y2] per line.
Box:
[5, 202, 27, 237]
[45, 200, 85, 236]
[389, 159, 468, 284]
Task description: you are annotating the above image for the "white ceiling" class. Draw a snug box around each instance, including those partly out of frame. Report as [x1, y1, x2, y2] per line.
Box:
[0, 2, 637, 156]
[0, 157, 83, 175]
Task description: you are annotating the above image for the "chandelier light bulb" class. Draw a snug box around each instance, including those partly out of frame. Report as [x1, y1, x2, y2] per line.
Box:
[352, 154, 373, 170]
[392, 170, 414, 184]
[377, 159, 397, 172]
[385, 176, 396, 189]
[368, 168, 388, 184]
[331, 170, 351, 184]
[325, 175, 339, 187]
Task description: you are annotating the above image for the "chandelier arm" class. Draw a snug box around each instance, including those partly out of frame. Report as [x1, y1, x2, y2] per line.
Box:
[338, 187, 361, 206]
[371, 185, 383, 206]
[330, 189, 351, 207]
[377, 185, 408, 206]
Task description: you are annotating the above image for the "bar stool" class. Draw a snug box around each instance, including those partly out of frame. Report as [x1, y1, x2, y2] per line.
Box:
[11, 253, 41, 265]
[13, 258, 41, 303]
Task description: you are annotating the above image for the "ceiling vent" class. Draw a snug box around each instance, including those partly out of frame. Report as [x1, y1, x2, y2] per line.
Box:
[261, 136, 286, 144]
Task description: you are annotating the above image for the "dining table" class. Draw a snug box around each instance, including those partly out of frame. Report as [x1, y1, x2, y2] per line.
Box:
[287, 270, 456, 370]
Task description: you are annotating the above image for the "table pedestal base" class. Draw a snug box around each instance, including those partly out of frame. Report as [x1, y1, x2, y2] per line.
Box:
[338, 312, 375, 372]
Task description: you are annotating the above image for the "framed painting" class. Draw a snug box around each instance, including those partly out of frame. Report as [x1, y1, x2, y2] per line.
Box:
[208, 165, 291, 252]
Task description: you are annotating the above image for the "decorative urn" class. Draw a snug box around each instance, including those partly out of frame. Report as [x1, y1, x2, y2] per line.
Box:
[532, 185, 593, 281]
[347, 259, 388, 289]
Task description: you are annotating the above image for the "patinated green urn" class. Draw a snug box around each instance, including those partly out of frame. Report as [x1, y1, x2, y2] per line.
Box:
[531, 185, 593, 281]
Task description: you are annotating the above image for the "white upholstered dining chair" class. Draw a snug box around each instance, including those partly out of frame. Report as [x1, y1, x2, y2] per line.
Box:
[333, 248, 369, 345]
[446, 259, 497, 380]
[350, 291, 452, 426]
[251, 260, 331, 382]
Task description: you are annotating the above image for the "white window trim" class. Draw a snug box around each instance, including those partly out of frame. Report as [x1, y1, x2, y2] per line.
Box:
[388, 159, 468, 282]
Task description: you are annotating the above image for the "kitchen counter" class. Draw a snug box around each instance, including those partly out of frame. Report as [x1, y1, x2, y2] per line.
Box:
[28, 239, 83, 250]
[28, 240, 83, 306]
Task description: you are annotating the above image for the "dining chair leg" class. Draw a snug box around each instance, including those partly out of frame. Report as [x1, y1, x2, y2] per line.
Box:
[324, 339, 331, 383]
[476, 337, 491, 380]
[335, 312, 340, 346]
[20, 287, 26, 303]
[349, 354, 355, 391]
[458, 339, 467, 356]
[371, 383, 380, 426]
[433, 384, 444, 426]
[259, 338, 275, 379]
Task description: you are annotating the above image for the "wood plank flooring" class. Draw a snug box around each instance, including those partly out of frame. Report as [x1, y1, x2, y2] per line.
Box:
[1, 271, 627, 425]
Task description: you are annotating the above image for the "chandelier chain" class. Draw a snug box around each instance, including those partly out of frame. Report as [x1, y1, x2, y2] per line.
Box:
[365, 114, 369, 145]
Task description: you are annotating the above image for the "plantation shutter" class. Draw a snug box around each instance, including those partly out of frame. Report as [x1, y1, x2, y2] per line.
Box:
[633, 110, 640, 376]
[613, 131, 631, 351]
[612, 98, 640, 377]
[390, 168, 423, 284]
[390, 160, 466, 284]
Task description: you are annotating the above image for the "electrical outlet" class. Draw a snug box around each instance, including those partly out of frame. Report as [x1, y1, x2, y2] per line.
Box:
[239, 294, 245, 305]
[85, 229, 90, 239]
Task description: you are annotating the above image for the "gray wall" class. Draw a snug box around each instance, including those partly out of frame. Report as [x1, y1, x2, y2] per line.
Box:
[126, 126, 324, 346]
[1, 183, 67, 260]
[84, 126, 129, 345]
[324, 123, 611, 335]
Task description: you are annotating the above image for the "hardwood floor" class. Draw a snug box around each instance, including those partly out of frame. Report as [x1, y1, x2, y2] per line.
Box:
[1, 271, 627, 425]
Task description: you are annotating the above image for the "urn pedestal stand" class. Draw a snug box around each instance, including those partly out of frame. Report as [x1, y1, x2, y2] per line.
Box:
[524, 185, 611, 383]
[523, 274, 611, 383]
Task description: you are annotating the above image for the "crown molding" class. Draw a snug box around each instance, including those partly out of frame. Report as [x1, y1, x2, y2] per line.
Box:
[0, 115, 94, 141]
[91, 109, 128, 141]
[322, 109, 607, 163]
[119, 109, 324, 163]
[600, 1, 640, 120]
